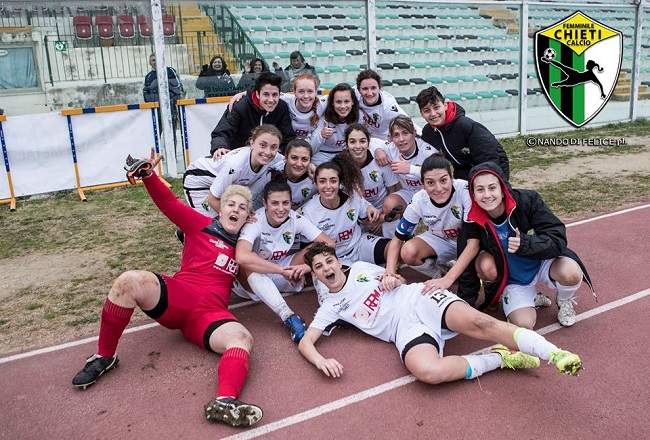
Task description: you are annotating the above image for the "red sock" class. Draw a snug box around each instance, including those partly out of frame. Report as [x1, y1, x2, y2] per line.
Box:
[216, 347, 250, 399]
[97, 300, 134, 357]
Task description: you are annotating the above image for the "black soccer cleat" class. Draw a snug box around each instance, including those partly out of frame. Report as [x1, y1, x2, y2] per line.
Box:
[384, 205, 404, 222]
[72, 354, 119, 389]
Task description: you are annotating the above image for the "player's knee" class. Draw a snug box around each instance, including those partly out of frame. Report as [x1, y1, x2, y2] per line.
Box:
[413, 364, 448, 385]
[559, 268, 582, 286]
[228, 328, 254, 352]
[507, 314, 535, 330]
[475, 257, 497, 281]
[110, 270, 146, 300]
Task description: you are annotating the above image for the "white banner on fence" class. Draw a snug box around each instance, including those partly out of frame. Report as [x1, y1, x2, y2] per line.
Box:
[3, 113, 76, 197]
[182, 102, 228, 163]
[73, 110, 156, 187]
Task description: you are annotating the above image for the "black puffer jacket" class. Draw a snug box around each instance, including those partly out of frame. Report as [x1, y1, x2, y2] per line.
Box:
[458, 161, 595, 310]
[421, 102, 510, 181]
[209, 92, 295, 154]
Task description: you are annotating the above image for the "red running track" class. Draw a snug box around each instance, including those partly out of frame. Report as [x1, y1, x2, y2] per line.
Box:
[2, 205, 649, 439]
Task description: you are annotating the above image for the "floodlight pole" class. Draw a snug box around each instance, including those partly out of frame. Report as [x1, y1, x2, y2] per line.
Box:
[151, 0, 177, 177]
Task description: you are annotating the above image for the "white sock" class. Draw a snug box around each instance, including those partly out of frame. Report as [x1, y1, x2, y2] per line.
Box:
[381, 220, 399, 238]
[461, 353, 502, 379]
[247, 272, 293, 321]
[513, 328, 558, 361]
[556, 280, 581, 302]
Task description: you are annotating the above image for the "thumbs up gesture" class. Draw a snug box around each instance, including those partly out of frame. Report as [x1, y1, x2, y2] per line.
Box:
[507, 228, 521, 254]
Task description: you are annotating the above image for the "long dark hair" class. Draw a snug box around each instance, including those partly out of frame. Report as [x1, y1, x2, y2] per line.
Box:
[315, 153, 365, 197]
[324, 83, 359, 125]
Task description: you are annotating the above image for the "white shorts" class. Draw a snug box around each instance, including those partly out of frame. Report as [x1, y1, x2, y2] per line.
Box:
[501, 258, 556, 317]
[410, 232, 457, 265]
[394, 289, 462, 361]
[231, 254, 303, 300]
[339, 233, 389, 266]
[392, 188, 416, 206]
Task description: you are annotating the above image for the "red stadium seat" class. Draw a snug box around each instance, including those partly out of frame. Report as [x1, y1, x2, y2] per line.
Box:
[72, 15, 93, 40]
[162, 14, 175, 37]
[117, 15, 135, 39]
[137, 14, 153, 38]
[95, 15, 114, 40]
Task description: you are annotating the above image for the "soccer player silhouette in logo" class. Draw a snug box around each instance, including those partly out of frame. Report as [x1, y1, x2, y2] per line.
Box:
[541, 49, 606, 99]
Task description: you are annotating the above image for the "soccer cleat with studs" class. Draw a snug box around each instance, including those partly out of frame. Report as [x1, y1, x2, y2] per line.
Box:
[72, 354, 119, 389]
[204, 397, 263, 427]
[534, 292, 552, 308]
[549, 349, 583, 376]
[491, 344, 540, 370]
[283, 314, 307, 343]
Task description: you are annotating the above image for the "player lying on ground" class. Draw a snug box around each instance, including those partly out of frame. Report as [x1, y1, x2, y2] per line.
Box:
[72, 149, 263, 428]
[299, 242, 583, 385]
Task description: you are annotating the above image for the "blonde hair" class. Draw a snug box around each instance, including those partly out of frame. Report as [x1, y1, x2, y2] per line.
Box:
[221, 184, 253, 212]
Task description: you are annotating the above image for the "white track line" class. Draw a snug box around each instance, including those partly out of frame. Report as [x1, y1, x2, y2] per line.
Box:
[1, 203, 648, 366]
[222, 288, 650, 440]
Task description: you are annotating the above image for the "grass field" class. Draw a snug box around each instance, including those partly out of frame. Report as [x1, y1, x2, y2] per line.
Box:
[1, 119, 649, 354]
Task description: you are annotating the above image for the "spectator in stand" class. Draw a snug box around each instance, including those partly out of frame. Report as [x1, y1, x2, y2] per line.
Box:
[195, 55, 237, 98]
[210, 72, 295, 158]
[273, 51, 320, 93]
[143, 53, 184, 146]
[237, 58, 269, 93]
[416, 86, 510, 181]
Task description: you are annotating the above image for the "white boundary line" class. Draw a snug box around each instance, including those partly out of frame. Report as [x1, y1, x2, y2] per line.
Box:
[222, 288, 650, 440]
[1, 203, 648, 366]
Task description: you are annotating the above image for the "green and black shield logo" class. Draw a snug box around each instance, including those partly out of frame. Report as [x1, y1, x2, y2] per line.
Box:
[535, 12, 622, 127]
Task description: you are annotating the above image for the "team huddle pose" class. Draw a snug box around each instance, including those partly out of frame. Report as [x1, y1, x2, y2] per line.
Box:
[71, 68, 593, 429]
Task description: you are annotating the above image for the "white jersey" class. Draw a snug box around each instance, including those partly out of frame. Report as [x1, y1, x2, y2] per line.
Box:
[380, 138, 438, 195]
[288, 174, 317, 210]
[209, 147, 283, 209]
[397, 180, 471, 242]
[239, 208, 323, 262]
[302, 191, 370, 259]
[281, 93, 327, 139]
[311, 261, 425, 342]
[355, 89, 410, 140]
[308, 118, 350, 155]
[359, 149, 400, 210]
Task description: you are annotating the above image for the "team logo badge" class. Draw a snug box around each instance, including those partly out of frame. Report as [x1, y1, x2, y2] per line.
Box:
[301, 187, 311, 198]
[373, 112, 381, 123]
[450, 205, 461, 220]
[282, 231, 292, 244]
[346, 209, 356, 221]
[356, 274, 370, 283]
[535, 11, 622, 127]
[369, 170, 378, 183]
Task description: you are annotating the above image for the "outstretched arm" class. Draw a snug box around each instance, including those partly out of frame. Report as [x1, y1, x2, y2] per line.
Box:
[298, 327, 344, 378]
